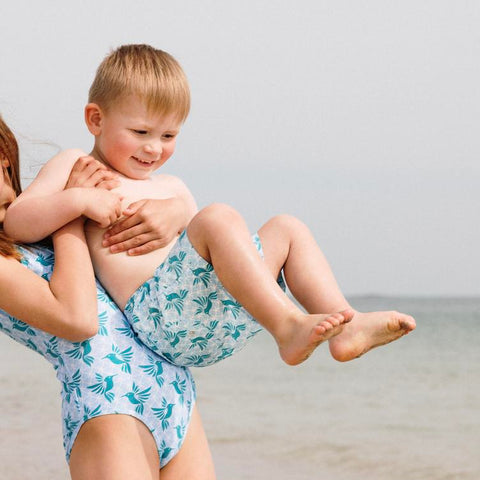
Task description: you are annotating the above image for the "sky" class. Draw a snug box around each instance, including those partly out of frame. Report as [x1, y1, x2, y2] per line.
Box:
[1, 1, 478, 296]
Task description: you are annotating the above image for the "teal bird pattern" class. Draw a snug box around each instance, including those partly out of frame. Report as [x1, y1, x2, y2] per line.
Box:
[164, 290, 188, 315]
[35, 251, 54, 266]
[222, 322, 247, 341]
[62, 369, 82, 403]
[175, 421, 186, 439]
[64, 413, 80, 443]
[123, 383, 152, 414]
[215, 347, 235, 363]
[87, 373, 117, 403]
[192, 291, 218, 315]
[66, 339, 94, 366]
[103, 344, 133, 373]
[11, 319, 36, 336]
[152, 397, 175, 430]
[184, 353, 211, 366]
[166, 251, 186, 280]
[83, 404, 102, 421]
[188, 335, 212, 351]
[25, 338, 40, 353]
[163, 328, 187, 348]
[140, 355, 165, 387]
[97, 291, 117, 309]
[135, 282, 151, 304]
[97, 311, 109, 336]
[222, 299, 242, 319]
[161, 351, 183, 364]
[159, 440, 173, 462]
[191, 263, 214, 287]
[45, 337, 64, 366]
[170, 373, 187, 405]
[147, 307, 162, 328]
[115, 319, 145, 347]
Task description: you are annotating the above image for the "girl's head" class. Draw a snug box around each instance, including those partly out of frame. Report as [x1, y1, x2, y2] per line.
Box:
[88, 44, 190, 124]
[0, 115, 21, 258]
[0, 116, 21, 197]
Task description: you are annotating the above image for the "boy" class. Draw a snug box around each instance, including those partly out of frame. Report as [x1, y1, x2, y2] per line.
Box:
[6, 44, 415, 367]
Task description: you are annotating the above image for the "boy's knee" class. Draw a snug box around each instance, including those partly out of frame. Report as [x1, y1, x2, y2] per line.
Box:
[193, 203, 242, 230]
[270, 214, 305, 231]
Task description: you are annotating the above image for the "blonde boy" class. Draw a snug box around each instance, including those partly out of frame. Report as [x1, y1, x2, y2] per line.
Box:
[6, 45, 415, 367]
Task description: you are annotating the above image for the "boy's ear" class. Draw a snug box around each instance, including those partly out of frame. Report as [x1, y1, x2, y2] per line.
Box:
[1, 157, 10, 168]
[85, 103, 104, 135]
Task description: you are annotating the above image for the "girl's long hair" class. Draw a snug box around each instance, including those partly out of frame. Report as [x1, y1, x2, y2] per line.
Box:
[0, 115, 22, 259]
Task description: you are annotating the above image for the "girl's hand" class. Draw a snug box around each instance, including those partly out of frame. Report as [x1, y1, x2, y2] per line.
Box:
[102, 198, 187, 255]
[66, 156, 119, 190]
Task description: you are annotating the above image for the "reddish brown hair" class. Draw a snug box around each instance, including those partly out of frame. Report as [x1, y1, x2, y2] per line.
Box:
[0, 115, 22, 259]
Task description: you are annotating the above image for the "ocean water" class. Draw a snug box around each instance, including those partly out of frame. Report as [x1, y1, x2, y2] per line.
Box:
[0, 296, 479, 479]
[194, 296, 480, 480]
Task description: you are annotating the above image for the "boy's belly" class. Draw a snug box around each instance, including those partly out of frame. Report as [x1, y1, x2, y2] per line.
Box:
[85, 222, 178, 310]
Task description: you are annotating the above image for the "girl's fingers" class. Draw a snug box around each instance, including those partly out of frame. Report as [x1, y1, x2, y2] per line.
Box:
[108, 234, 149, 253]
[104, 214, 142, 238]
[103, 223, 144, 246]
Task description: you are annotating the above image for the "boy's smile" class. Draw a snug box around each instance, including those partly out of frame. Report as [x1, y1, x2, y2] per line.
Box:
[86, 95, 181, 180]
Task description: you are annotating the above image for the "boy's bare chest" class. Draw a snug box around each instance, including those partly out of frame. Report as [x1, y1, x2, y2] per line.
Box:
[115, 175, 177, 207]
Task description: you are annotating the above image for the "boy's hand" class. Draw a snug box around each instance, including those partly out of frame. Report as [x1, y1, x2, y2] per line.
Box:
[102, 198, 185, 256]
[66, 156, 119, 190]
[82, 188, 123, 228]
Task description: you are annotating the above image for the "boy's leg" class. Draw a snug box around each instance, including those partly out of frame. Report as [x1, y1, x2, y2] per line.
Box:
[187, 204, 353, 365]
[257, 215, 416, 362]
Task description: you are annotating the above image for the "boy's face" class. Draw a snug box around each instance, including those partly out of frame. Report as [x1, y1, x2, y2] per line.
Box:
[87, 96, 181, 180]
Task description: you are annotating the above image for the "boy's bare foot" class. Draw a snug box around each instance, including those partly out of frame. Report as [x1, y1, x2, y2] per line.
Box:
[279, 309, 355, 366]
[328, 310, 416, 362]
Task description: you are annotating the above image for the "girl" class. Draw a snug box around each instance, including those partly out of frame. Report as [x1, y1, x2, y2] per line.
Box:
[0, 115, 215, 480]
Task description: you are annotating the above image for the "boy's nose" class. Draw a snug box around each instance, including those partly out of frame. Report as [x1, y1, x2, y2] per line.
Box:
[144, 140, 162, 157]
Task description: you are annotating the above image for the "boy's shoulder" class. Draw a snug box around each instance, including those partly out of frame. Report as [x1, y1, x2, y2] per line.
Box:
[51, 148, 88, 164]
[42, 148, 89, 172]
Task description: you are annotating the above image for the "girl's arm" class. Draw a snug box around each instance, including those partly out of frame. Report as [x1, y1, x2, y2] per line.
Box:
[0, 218, 98, 341]
[4, 150, 121, 242]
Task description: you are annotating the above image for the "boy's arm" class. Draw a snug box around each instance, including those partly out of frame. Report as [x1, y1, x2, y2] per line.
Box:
[103, 175, 198, 256]
[5, 150, 120, 242]
[5, 149, 87, 241]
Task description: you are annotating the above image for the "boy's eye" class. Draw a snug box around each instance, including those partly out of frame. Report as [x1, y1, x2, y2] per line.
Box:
[163, 133, 176, 140]
[133, 129, 148, 135]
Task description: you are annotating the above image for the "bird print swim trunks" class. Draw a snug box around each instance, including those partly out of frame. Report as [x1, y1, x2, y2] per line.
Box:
[0, 245, 195, 465]
[125, 231, 286, 367]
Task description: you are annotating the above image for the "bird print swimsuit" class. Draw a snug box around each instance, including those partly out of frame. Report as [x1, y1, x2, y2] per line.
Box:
[0, 245, 195, 465]
[125, 231, 286, 367]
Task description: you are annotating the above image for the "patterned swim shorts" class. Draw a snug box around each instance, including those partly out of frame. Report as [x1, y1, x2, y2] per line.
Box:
[125, 231, 285, 367]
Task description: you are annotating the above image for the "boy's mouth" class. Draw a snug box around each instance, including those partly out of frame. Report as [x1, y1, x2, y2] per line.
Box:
[132, 156, 155, 166]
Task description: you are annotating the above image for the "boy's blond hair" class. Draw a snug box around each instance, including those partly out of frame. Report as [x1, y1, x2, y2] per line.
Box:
[89, 44, 190, 123]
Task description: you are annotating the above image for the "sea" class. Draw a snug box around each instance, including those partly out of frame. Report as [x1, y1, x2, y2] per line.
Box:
[1, 296, 479, 479]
